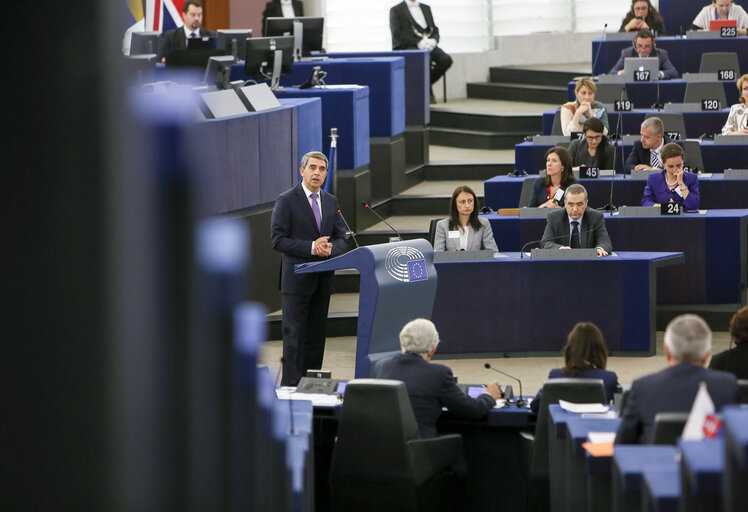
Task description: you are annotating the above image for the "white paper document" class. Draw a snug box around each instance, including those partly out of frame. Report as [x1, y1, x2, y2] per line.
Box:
[558, 399, 610, 414]
[587, 431, 617, 444]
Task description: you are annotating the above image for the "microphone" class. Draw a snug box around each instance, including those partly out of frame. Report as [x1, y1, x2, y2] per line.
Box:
[337, 209, 359, 248]
[601, 88, 626, 211]
[651, 79, 662, 110]
[361, 200, 402, 242]
[519, 228, 596, 258]
[591, 23, 608, 76]
[484, 363, 524, 408]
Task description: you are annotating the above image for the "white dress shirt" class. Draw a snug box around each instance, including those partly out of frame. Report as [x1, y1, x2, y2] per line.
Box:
[280, 0, 296, 18]
[407, 0, 428, 29]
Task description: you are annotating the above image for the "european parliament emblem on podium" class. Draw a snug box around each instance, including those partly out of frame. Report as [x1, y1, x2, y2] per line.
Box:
[295, 239, 436, 377]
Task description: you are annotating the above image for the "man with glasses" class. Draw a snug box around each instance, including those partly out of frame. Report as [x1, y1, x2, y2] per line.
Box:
[609, 28, 679, 79]
[540, 184, 612, 257]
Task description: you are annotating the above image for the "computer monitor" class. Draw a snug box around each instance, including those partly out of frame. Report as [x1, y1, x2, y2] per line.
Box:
[123, 54, 158, 85]
[264, 17, 324, 58]
[216, 29, 253, 61]
[187, 36, 217, 50]
[203, 55, 236, 90]
[623, 56, 659, 82]
[130, 31, 160, 55]
[244, 36, 294, 90]
[165, 48, 225, 69]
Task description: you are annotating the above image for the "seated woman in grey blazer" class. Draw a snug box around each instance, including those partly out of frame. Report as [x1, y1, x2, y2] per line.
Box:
[567, 117, 615, 171]
[433, 185, 498, 251]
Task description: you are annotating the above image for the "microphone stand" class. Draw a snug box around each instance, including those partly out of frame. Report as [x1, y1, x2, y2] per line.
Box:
[361, 200, 402, 242]
[337, 209, 360, 248]
[484, 363, 524, 407]
[600, 87, 626, 212]
[591, 23, 608, 77]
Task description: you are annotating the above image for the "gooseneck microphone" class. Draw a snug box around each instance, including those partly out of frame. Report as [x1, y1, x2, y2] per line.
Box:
[519, 228, 596, 258]
[601, 88, 626, 212]
[484, 363, 525, 408]
[337, 209, 360, 248]
[591, 23, 608, 77]
[361, 200, 402, 241]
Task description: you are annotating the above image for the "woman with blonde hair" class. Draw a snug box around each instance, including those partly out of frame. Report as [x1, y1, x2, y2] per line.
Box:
[722, 73, 748, 135]
[560, 77, 609, 136]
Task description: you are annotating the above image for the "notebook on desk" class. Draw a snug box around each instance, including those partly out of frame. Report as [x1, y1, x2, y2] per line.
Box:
[623, 57, 659, 82]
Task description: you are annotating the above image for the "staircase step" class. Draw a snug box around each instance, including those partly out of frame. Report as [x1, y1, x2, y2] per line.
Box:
[467, 82, 568, 104]
[268, 313, 359, 340]
[422, 162, 514, 180]
[430, 126, 528, 150]
[489, 66, 582, 87]
[430, 110, 541, 133]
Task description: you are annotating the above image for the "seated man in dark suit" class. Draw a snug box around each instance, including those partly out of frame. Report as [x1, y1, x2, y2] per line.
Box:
[157, 0, 216, 62]
[390, 0, 453, 103]
[262, 0, 304, 36]
[616, 314, 740, 444]
[373, 318, 502, 438]
[625, 116, 672, 172]
[709, 305, 748, 379]
[539, 183, 612, 257]
[609, 28, 678, 79]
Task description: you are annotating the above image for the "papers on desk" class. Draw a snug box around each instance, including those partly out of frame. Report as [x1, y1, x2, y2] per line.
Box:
[492, 399, 508, 408]
[587, 431, 617, 444]
[558, 399, 610, 414]
[276, 388, 342, 407]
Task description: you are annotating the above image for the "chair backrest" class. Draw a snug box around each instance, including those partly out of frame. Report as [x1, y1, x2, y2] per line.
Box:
[529, 378, 606, 479]
[428, 218, 444, 247]
[699, 52, 741, 76]
[331, 379, 420, 483]
[519, 178, 538, 207]
[738, 380, 748, 404]
[652, 411, 690, 444]
[645, 112, 687, 141]
[682, 139, 705, 172]
[683, 82, 728, 110]
[551, 109, 563, 136]
[595, 83, 628, 104]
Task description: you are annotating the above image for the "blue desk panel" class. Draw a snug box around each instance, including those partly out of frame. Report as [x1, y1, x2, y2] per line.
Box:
[722, 407, 748, 512]
[542, 108, 729, 138]
[485, 211, 748, 305]
[278, 57, 406, 137]
[567, 418, 621, 512]
[432, 252, 682, 355]
[642, 467, 680, 512]
[278, 97, 322, 170]
[613, 446, 679, 512]
[485, 174, 748, 211]
[275, 86, 370, 170]
[515, 140, 748, 174]
[591, 35, 748, 76]
[324, 51, 429, 126]
[566, 79, 736, 110]
[193, 103, 297, 214]
[659, 0, 706, 40]
[680, 438, 724, 512]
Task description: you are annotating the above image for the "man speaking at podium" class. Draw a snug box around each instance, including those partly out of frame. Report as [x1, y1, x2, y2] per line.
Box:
[271, 151, 348, 386]
[540, 184, 612, 256]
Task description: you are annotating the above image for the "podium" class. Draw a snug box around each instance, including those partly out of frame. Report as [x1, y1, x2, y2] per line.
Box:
[294, 239, 437, 377]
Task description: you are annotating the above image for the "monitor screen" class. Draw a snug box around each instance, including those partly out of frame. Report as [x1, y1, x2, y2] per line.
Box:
[187, 36, 217, 50]
[130, 31, 160, 55]
[244, 36, 294, 81]
[165, 48, 225, 68]
[264, 17, 324, 56]
[216, 29, 253, 61]
[123, 54, 157, 85]
[203, 55, 236, 89]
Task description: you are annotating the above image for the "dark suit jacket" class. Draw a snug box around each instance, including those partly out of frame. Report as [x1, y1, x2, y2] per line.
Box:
[709, 343, 748, 380]
[158, 27, 216, 60]
[270, 183, 347, 295]
[373, 352, 496, 438]
[389, 1, 440, 50]
[528, 178, 577, 207]
[531, 368, 620, 413]
[641, 170, 700, 210]
[609, 47, 679, 79]
[262, 0, 304, 36]
[615, 363, 739, 444]
[567, 138, 615, 170]
[624, 136, 673, 172]
[540, 208, 613, 252]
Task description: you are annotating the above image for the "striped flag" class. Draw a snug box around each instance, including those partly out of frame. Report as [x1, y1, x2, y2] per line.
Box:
[144, 0, 186, 33]
[123, 0, 146, 54]
[681, 381, 718, 441]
